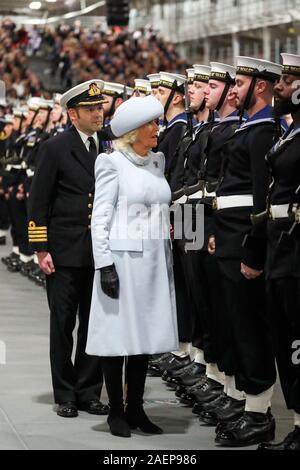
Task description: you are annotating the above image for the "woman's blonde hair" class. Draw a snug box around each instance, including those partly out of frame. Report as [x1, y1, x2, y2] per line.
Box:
[113, 128, 139, 153]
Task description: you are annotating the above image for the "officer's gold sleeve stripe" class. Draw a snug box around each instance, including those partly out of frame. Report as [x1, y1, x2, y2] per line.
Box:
[28, 234, 48, 239]
[28, 230, 47, 234]
[29, 238, 48, 242]
[28, 226, 47, 231]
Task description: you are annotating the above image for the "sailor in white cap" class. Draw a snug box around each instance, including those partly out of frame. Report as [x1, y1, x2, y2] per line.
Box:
[147, 73, 161, 97]
[155, 71, 197, 375]
[171, 63, 239, 414]
[208, 58, 282, 447]
[86, 95, 178, 438]
[49, 93, 65, 136]
[27, 80, 110, 418]
[101, 81, 128, 152]
[102, 81, 128, 120]
[258, 53, 300, 451]
[133, 78, 152, 97]
[156, 64, 214, 396]
[156, 72, 188, 172]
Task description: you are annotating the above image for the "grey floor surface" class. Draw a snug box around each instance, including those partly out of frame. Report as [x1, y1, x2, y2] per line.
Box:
[0, 242, 293, 450]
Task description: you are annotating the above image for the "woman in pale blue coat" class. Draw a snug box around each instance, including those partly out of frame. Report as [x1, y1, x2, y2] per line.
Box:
[86, 96, 178, 437]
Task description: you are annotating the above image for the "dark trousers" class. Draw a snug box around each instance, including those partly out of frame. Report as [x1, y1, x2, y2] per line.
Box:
[186, 250, 231, 370]
[101, 355, 149, 416]
[267, 278, 300, 414]
[0, 195, 10, 230]
[217, 258, 276, 395]
[46, 266, 103, 404]
[172, 240, 193, 343]
[7, 195, 31, 255]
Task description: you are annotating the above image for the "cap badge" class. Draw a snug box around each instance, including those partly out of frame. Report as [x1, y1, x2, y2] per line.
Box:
[88, 83, 101, 97]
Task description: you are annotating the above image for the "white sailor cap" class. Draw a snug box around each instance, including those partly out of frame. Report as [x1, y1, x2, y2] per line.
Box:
[193, 64, 211, 83]
[53, 93, 62, 105]
[4, 114, 14, 124]
[159, 72, 186, 94]
[147, 73, 161, 89]
[134, 79, 152, 95]
[210, 62, 236, 84]
[126, 87, 134, 97]
[40, 99, 54, 110]
[281, 53, 300, 76]
[13, 106, 28, 118]
[236, 56, 282, 82]
[60, 79, 106, 108]
[186, 68, 195, 84]
[110, 95, 164, 138]
[103, 81, 126, 97]
[27, 97, 41, 111]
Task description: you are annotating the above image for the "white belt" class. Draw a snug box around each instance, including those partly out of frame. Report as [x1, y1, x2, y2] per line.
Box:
[26, 168, 35, 178]
[213, 195, 253, 210]
[269, 204, 289, 219]
[173, 194, 188, 204]
[6, 164, 23, 170]
[187, 189, 203, 200]
[204, 189, 216, 197]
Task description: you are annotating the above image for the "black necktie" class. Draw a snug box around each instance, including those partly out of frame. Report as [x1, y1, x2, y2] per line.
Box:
[88, 136, 97, 161]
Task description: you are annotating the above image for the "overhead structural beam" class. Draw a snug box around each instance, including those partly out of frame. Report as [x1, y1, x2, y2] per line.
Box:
[7, 1, 106, 25]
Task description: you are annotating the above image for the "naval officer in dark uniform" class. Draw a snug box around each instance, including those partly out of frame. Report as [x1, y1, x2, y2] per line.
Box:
[27, 80, 109, 418]
[258, 53, 300, 451]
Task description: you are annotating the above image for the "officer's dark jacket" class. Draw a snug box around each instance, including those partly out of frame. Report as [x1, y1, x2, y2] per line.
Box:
[214, 105, 278, 269]
[266, 124, 300, 279]
[27, 126, 104, 267]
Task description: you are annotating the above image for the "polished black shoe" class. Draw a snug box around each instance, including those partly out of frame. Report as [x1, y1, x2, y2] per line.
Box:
[257, 426, 300, 451]
[125, 406, 163, 434]
[20, 260, 35, 277]
[147, 353, 173, 376]
[167, 362, 206, 387]
[108, 414, 131, 438]
[1, 252, 18, 266]
[192, 377, 224, 405]
[7, 258, 22, 272]
[57, 402, 78, 418]
[215, 406, 273, 436]
[215, 411, 275, 447]
[178, 376, 207, 404]
[78, 399, 109, 415]
[0, 236, 6, 245]
[200, 394, 245, 426]
[159, 354, 192, 376]
[163, 361, 192, 383]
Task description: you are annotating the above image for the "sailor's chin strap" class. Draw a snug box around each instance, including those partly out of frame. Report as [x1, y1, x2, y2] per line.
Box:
[238, 76, 257, 125]
[107, 95, 118, 120]
[163, 80, 179, 128]
[216, 72, 236, 112]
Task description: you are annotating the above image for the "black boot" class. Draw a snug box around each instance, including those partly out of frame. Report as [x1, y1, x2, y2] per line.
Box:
[101, 356, 131, 438]
[125, 355, 163, 434]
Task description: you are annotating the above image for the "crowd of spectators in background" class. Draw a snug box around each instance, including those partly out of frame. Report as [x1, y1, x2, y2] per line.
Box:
[0, 17, 188, 104]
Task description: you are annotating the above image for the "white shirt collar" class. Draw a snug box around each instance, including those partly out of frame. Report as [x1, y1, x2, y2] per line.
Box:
[76, 127, 98, 151]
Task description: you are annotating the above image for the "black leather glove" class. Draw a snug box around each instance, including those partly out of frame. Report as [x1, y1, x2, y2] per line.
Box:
[99, 264, 119, 299]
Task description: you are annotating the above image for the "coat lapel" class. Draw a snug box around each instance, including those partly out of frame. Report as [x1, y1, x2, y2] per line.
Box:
[69, 126, 95, 177]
